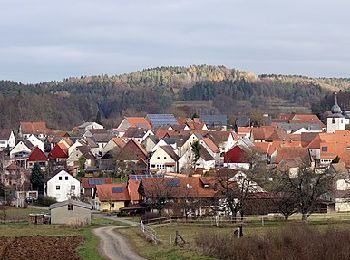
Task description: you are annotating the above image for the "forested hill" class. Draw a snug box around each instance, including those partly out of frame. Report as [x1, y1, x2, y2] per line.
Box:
[0, 65, 348, 130]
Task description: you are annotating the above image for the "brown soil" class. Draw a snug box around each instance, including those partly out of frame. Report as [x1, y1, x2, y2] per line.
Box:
[0, 236, 84, 260]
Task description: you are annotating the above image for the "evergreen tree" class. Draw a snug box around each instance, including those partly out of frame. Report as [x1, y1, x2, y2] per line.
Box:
[96, 110, 102, 125]
[30, 163, 44, 194]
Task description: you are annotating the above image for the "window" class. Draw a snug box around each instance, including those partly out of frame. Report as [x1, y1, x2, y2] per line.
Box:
[164, 157, 167, 159]
[68, 204, 73, 210]
[56, 186, 60, 190]
[71, 185, 75, 190]
[322, 147, 328, 152]
[157, 157, 160, 159]
[59, 177, 62, 180]
[65, 176, 68, 180]
[332, 118, 335, 124]
[111, 203, 114, 208]
[151, 164, 155, 168]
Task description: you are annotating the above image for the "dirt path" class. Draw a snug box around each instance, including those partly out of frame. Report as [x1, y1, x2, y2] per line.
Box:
[93, 226, 145, 260]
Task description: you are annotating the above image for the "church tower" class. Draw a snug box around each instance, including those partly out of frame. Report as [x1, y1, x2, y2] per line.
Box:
[326, 92, 345, 133]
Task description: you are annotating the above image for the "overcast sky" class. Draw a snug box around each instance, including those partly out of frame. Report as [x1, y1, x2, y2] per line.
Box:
[1, 0, 350, 83]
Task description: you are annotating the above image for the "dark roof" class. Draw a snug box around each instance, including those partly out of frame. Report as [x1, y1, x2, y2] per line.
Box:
[123, 128, 147, 139]
[146, 114, 178, 127]
[0, 129, 12, 140]
[235, 117, 251, 127]
[49, 199, 92, 210]
[92, 133, 113, 143]
[198, 145, 214, 161]
[77, 146, 95, 160]
[200, 114, 228, 126]
[276, 122, 322, 132]
[160, 145, 180, 161]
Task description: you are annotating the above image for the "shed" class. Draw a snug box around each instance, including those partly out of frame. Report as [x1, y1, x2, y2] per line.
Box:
[49, 199, 92, 225]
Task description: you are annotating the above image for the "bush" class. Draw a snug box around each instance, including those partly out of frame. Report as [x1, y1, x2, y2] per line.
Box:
[195, 225, 350, 260]
[35, 196, 57, 207]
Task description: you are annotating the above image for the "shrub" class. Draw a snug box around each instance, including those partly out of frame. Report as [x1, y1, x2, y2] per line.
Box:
[195, 225, 350, 260]
[35, 196, 57, 207]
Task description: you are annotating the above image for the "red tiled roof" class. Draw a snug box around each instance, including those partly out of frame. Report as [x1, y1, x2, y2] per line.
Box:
[141, 177, 218, 199]
[276, 147, 309, 164]
[48, 144, 68, 159]
[96, 183, 130, 202]
[20, 121, 49, 134]
[28, 147, 48, 161]
[202, 138, 220, 153]
[128, 180, 141, 201]
[126, 117, 152, 130]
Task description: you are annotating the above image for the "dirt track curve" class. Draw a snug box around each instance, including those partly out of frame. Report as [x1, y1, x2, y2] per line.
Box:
[93, 226, 145, 260]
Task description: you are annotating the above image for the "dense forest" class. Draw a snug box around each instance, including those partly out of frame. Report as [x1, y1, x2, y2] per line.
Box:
[0, 65, 348, 130]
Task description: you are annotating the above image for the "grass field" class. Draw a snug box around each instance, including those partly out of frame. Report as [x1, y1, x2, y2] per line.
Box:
[119, 213, 350, 260]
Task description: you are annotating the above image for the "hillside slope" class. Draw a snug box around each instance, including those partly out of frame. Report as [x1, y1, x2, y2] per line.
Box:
[0, 65, 347, 129]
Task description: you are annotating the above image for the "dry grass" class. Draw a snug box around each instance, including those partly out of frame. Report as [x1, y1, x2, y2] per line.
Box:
[195, 224, 350, 260]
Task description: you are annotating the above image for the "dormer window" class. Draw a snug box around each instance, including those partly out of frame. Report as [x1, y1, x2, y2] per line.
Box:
[322, 147, 328, 152]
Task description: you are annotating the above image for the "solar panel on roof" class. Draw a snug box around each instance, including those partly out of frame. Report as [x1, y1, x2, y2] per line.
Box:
[146, 114, 178, 127]
[167, 179, 180, 187]
[88, 179, 105, 185]
[130, 175, 163, 180]
[112, 187, 123, 193]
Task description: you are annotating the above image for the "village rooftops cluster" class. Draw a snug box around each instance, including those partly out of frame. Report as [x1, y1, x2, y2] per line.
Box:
[2, 97, 350, 212]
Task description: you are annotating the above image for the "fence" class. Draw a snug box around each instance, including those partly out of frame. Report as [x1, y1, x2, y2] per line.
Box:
[143, 212, 350, 228]
[140, 220, 161, 244]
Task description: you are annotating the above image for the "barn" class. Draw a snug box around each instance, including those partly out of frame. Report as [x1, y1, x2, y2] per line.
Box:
[49, 199, 92, 225]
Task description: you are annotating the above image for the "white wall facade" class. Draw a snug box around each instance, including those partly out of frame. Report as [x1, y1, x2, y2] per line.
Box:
[47, 170, 80, 202]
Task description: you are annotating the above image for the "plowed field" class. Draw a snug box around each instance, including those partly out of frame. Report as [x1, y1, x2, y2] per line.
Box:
[0, 236, 83, 260]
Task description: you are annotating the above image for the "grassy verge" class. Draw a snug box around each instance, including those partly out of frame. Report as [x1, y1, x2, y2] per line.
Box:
[118, 226, 214, 260]
[118, 215, 350, 260]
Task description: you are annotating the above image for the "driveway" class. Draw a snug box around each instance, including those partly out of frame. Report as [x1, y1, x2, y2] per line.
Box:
[93, 226, 145, 260]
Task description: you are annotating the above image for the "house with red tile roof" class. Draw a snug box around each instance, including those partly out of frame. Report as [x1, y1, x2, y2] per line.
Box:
[48, 143, 69, 161]
[27, 147, 48, 170]
[117, 117, 152, 132]
[81, 178, 112, 200]
[139, 177, 220, 216]
[19, 121, 50, 139]
[95, 183, 130, 211]
[224, 146, 251, 169]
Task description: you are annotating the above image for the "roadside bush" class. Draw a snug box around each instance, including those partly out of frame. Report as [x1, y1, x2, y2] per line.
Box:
[35, 196, 57, 207]
[195, 225, 350, 260]
[141, 212, 159, 222]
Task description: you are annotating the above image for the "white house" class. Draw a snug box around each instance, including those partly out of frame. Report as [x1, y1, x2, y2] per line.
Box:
[179, 145, 215, 171]
[47, 169, 81, 202]
[0, 129, 15, 150]
[77, 122, 103, 131]
[10, 140, 33, 159]
[27, 134, 45, 152]
[150, 145, 180, 173]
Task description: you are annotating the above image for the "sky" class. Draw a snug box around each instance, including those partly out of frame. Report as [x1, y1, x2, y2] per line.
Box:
[1, 0, 350, 83]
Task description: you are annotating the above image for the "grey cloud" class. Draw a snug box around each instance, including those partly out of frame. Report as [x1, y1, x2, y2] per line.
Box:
[0, 0, 350, 82]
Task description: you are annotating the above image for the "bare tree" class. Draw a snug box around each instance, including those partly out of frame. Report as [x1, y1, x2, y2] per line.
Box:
[271, 163, 335, 221]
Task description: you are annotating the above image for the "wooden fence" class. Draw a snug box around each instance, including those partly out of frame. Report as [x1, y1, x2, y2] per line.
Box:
[140, 220, 161, 244]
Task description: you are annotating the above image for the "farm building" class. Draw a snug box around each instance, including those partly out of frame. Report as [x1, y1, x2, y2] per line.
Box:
[49, 199, 92, 225]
